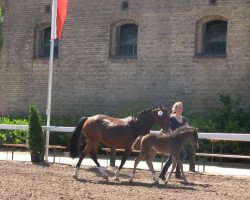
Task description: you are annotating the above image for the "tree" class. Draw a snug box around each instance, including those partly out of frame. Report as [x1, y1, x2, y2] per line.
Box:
[27, 105, 45, 162]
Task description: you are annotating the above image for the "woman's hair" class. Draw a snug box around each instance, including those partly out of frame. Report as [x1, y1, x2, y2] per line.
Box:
[172, 102, 183, 114]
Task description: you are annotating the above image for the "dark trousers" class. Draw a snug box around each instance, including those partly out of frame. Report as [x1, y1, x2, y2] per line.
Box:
[160, 147, 187, 176]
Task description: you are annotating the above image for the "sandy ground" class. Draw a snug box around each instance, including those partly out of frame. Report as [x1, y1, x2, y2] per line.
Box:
[0, 160, 249, 200]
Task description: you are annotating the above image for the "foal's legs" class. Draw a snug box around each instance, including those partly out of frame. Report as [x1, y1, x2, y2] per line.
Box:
[129, 152, 146, 182]
[114, 151, 130, 181]
[175, 157, 187, 183]
[145, 150, 159, 183]
[165, 156, 177, 184]
[165, 155, 187, 184]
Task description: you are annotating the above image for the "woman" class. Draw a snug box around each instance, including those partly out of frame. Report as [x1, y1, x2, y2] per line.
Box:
[158, 102, 188, 180]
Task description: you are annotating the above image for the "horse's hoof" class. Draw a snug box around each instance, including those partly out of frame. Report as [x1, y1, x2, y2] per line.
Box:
[164, 181, 168, 185]
[114, 177, 120, 181]
[72, 174, 78, 179]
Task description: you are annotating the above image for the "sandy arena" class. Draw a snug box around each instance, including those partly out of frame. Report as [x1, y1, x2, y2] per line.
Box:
[0, 160, 249, 200]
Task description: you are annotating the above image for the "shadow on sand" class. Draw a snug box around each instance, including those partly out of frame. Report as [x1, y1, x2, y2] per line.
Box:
[74, 167, 212, 190]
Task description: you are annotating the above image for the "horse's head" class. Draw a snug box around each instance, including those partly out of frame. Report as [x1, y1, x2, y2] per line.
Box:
[132, 106, 170, 134]
[151, 106, 170, 130]
[174, 126, 199, 150]
[190, 127, 199, 150]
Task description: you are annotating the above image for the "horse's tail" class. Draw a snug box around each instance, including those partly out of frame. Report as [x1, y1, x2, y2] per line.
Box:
[69, 117, 88, 158]
[132, 135, 143, 151]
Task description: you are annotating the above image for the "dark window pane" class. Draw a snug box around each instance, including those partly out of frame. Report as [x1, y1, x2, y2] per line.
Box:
[209, 0, 216, 4]
[118, 24, 138, 56]
[40, 27, 58, 58]
[45, 5, 51, 13]
[203, 20, 227, 54]
[122, 1, 128, 10]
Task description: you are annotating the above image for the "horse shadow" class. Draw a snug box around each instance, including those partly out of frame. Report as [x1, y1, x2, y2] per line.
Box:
[76, 178, 197, 190]
[76, 167, 203, 190]
[85, 166, 132, 178]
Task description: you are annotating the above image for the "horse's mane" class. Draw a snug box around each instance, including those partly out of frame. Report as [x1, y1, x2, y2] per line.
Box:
[131, 106, 169, 136]
[132, 107, 155, 119]
[130, 107, 159, 135]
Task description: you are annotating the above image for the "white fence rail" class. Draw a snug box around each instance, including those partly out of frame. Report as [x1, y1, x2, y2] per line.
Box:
[1, 124, 250, 140]
[1, 124, 250, 164]
[0, 124, 74, 132]
[150, 130, 250, 140]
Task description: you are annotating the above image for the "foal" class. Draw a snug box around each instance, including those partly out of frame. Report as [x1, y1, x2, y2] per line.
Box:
[129, 126, 198, 184]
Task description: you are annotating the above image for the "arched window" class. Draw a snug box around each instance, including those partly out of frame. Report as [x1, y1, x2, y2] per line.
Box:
[117, 24, 138, 56]
[203, 20, 227, 54]
[109, 20, 138, 58]
[195, 16, 227, 56]
[34, 25, 58, 58]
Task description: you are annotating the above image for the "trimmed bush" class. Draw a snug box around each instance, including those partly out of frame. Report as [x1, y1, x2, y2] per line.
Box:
[27, 106, 45, 154]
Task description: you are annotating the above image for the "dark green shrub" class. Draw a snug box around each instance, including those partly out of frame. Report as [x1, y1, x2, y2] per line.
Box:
[27, 106, 45, 153]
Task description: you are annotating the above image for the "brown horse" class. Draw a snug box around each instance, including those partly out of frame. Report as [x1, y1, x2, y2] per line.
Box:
[69, 106, 170, 180]
[129, 126, 198, 184]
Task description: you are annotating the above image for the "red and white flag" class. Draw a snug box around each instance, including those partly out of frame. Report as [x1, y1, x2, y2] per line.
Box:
[46, 0, 69, 162]
[51, 0, 69, 40]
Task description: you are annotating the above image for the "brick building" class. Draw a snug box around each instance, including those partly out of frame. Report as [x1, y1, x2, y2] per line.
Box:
[0, 0, 249, 116]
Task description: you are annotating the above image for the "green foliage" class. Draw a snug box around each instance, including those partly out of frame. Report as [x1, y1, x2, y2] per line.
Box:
[27, 106, 45, 153]
[0, 117, 28, 144]
[48, 113, 86, 146]
[214, 94, 247, 132]
[188, 94, 250, 155]
[189, 115, 217, 132]
[189, 94, 250, 133]
[50, 113, 83, 126]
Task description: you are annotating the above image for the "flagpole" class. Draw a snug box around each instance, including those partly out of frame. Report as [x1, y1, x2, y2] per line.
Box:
[45, 0, 57, 163]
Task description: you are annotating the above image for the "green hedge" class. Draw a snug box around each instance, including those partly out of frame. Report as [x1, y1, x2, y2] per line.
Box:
[188, 94, 250, 156]
[0, 117, 28, 144]
[47, 113, 83, 146]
